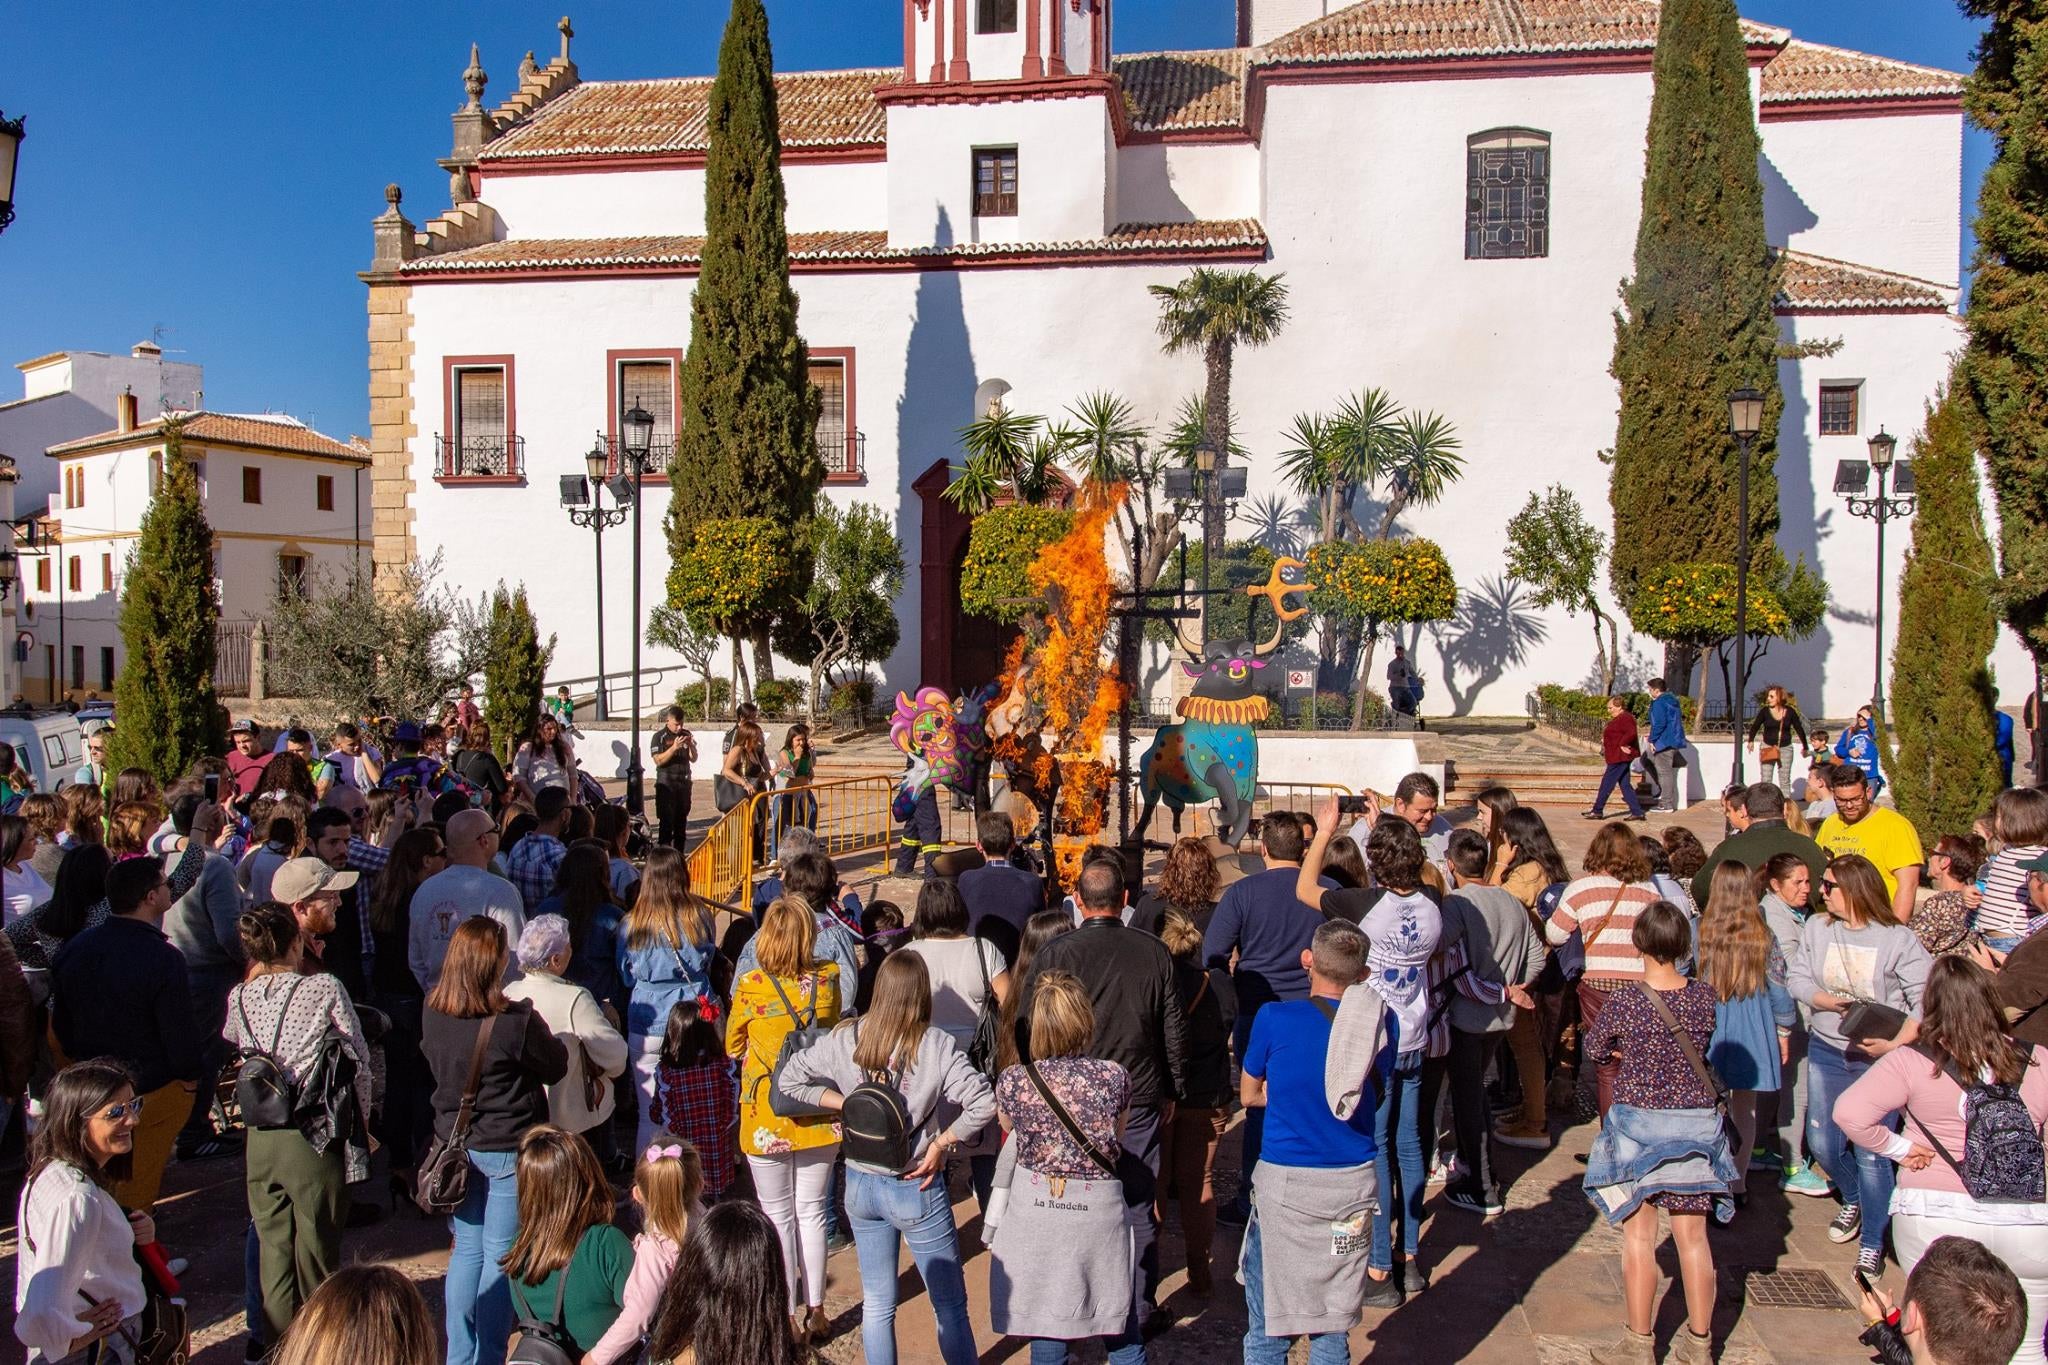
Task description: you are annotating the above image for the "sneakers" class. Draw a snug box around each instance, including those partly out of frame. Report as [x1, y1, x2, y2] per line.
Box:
[1782, 1160, 1833, 1198]
[1444, 1183, 1504, 1217]
[1402, 1261, 1430, 1294]
[1361, 1273, 1404, 1309]
[176, 1132, 241, 1161]
[1827, 1204, 1863, 1244]
[1494, 1122, 1552, 1151]
[1426, 1155, 1460, 1186]
[1855, 1246, 1885, 1279]
[1748, 1147, 1786, 1173]
[1589, 1328, 1655, 1365]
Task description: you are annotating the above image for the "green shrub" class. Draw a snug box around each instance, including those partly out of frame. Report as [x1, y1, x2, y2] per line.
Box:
[677, 678, 734, 716]
[959, 506, 1074, 622]
[1537, 683, 1698, 728]
[752, 678, 803, 719]
[830, 675, 878, 723]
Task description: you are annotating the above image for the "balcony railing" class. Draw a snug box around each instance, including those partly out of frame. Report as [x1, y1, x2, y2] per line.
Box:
[821, 427, 865, 479]
[436, 433, 525, 480]
[598, 434, 678, 480]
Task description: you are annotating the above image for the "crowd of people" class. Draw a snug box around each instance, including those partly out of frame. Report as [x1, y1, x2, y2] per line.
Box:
[6, 688, 2048, 1365]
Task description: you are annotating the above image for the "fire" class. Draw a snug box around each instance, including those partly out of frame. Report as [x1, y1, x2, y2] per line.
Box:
[990, 482, 1127, 890]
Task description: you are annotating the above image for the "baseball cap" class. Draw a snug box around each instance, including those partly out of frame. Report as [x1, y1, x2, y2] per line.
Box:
[228, 717, 258, 735]
[272, 857, 359, 903]
[2017, 852, 2048, 875]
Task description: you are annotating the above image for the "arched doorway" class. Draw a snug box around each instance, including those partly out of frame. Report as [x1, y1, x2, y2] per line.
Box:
[911, 457, 1071, 694]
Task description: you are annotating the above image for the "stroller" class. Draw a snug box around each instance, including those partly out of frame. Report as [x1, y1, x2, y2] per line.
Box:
[577, 767, 655, 855]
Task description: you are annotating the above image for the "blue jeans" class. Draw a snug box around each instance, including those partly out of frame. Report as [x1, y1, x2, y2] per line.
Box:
[1806, 1040, 1894, 1256]
[845, 1167, 976, 1365]
[1371, 1050, 1425, 1272]
[1986, 934, 2024, 955]
[445, 1148, 521, 1365]
[1028, 1323, 1147, 1365]
[1591, 761, 1646, 818]
[1242, 1212, 1350, 1365]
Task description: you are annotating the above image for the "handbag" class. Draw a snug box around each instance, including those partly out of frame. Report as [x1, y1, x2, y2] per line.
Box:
[1841, 1001, 1909, 1045]
[763, 975, 833, 1119]
[506, 1272, 577, 1365]
[1021, 1060, 1154, 1206]
[576, 1038, 607, 1114]
[1760, 744, 1782, 766]
[413, 1017, 495, 1216]
[1633, 981, 1742, 1156]
[713, 773, 745, 814]
[966, 940, 1002, 1078]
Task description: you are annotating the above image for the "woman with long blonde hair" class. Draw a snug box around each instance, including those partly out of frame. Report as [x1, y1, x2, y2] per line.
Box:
[620, 845, 717, 1149]
[1694, 861, 1794, 1218]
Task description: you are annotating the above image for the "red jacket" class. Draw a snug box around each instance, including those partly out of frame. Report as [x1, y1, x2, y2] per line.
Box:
[1602, 712, 1641, 765]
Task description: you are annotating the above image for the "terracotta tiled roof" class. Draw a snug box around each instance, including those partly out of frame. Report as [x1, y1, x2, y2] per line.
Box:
[400, 221, 1269, 275]
[1114, 50, 1251, 133]
[481, 67, 894, 160]
[47, 413, 368, 461]
[1759, 39, 1962, 105]
[1259, 0, 1786, 64]
[1774, 250, 1951, 312]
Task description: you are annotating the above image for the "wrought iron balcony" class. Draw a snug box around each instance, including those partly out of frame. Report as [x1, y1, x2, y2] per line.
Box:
[822, 427, 865, 479]
[595, 433, 678, 480]
[436, 433, 525, 480]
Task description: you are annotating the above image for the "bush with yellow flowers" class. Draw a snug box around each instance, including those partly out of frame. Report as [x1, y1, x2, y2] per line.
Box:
[961, 506, 1075, 623]
[1306, 538, 1460, 629]
[665, 517, 797, 638]
[1634, 562, 1790, 647]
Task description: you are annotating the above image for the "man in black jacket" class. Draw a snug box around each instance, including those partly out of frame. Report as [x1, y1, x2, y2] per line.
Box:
[1017, 858, 1187, 1325]
[52, 856, 201, 1211]
[959, 810, 1043, 964]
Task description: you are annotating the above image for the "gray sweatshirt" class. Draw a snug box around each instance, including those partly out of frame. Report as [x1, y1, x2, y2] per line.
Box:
[780, 1023, 997, 1174]
[1789, 914, 1930, 1052]
[1760, 892, 1806, 981]
[165, 854, 246, 973]
[1442, 885, 1547, 1034]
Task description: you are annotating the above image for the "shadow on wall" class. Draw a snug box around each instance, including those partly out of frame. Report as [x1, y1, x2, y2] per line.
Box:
[895, 207, 978, 686]
[1423, 575, 1548, 716]
[1760, 154, 1821, 244]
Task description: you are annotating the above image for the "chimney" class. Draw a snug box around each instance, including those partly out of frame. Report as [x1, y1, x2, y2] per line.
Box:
[131, 340, 162, 359]
[117, 388, 138, 433]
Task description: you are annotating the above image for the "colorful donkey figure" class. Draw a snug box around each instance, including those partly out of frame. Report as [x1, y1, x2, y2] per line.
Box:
[1137, 557, 1313, 847]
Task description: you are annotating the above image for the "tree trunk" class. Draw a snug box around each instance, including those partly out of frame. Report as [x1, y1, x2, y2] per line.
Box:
[1601, 612, 1621, 695]
[701, 661, 716, 723]
[1203, 339, 1232, 560]
[751, 626, 775, 683]
[1378, 489, 1409, 540]
[1691, 646, 1711, 723]
[1352, 624, 1382, 730]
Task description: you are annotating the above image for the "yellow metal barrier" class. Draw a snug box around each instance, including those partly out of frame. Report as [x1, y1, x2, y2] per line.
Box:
[1122, 779, 1355, 846]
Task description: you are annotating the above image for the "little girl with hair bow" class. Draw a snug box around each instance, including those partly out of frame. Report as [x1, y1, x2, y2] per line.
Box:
[585, 1135, 705, 1365]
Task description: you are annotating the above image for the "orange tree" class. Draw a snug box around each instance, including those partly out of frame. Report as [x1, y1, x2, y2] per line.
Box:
[665, 516, 797, 704]
[1635, 559, 1823, 715]
[1306, 538, 1459, 728]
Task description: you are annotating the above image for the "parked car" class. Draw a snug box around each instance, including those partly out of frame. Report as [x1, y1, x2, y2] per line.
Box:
[0, 711, 86, 794]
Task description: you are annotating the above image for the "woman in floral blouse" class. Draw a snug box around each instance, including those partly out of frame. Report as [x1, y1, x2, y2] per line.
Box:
[1914, 834, 1983, 957]
[725, 896, 842, 1343]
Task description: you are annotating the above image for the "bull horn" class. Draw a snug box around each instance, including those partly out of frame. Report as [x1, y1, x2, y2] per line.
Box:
[1173, 617, 1204, 657]
[1253, 614, 1286, 657]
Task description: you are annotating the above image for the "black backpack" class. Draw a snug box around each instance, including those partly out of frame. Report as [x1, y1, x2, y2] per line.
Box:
[234, 977, 305, 1130]
[1907, 1046, 2047, 1205]
[507, 1274, 575, 1365]
[840, 1027, 919, 1172]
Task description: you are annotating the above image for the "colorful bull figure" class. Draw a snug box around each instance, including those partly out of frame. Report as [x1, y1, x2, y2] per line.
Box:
[889, 681, 1008, 818]
[1137, 557, 1313, 847]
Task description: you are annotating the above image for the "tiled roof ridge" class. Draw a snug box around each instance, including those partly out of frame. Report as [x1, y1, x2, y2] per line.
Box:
[1759, 37, 1963, 103]
[1258, 0, 1789, 65]
[47, 411, 366, 460]
[567, 63, 901, 89]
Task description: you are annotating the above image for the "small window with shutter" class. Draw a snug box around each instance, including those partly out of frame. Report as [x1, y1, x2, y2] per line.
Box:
[242, 466, 262, 504]
[455, 367, 508, 463]
[316, 475, 335, 511]
[617, 360, 676, 464]
[974, 148, 1019, 218]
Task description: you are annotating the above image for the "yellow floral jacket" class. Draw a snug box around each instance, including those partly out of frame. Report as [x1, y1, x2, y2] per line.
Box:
[726, 965, 842, 1157]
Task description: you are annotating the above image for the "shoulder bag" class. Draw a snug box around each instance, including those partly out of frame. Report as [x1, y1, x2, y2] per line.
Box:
[413, 1016, 496, 1216]
[1829, 923, 1910, 1044]
[966, 940, 1002, 1078]
[1557, 884, 1631, 984]
[1633, 981, 1742, 1156]
[1022, 1059, 1154, 1206]
[764, 975, 834, 1119]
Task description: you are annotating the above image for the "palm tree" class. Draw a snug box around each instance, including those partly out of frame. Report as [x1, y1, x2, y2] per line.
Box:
[1160, 394, 1249, 468]
[1149, 268, 1291, 557]
[1064, 392, 1146, 488]
[1373, 412, 1464, 537]
[1277, 413, 1347, 543]
[944, 406, 1065, 514]
[1327, 388, 1402, 540]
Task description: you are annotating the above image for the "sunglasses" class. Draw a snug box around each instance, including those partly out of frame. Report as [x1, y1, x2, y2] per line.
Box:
[99, 1099, 144, 1121]
[1820, 878, 1840, 894]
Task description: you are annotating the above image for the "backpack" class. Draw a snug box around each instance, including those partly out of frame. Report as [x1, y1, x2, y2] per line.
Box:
[506, 1273, 576, 1365]
[839, 1024, 919, 1171]
[1907, 1046, 2047, 1205]
[763, 975, 833, 1119]
[234, 977, 306, 1130]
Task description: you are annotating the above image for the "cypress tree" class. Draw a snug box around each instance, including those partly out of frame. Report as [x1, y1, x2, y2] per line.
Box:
[669, 0, 822, 618]
[1890, 375, 2005, 835]
[482, 585, 549, 762]
[1608, 0, 1784, 618]
[1961, 2, 2048, 723]
[109, 418, 226, 782]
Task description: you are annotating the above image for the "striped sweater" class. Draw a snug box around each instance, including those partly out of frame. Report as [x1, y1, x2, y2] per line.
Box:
[1543, 876, 1665, 981]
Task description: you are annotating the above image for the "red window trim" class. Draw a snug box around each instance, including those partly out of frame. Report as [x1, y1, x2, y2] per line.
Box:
[440, 354, 521, 486]
[811, 347, 862, 485]
[606, 348, 684, 485]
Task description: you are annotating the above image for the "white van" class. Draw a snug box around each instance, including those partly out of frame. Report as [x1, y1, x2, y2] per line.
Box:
[0, 710, 86, 797]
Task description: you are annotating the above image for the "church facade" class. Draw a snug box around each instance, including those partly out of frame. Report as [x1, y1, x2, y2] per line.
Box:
[363, 1, 2010, 719]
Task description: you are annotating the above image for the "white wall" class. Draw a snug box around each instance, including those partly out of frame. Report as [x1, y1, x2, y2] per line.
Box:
[1763, 111, 1963, 287]
[886, 97, 1113, 246]
[1114, 141, 1260, 224]
[1248, 0, 1331, 46]
[2, 351, 203, 511]
[487, 160, 889, 240]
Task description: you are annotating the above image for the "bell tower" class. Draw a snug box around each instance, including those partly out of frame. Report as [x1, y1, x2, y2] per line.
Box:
[901, 0, 1110, 85]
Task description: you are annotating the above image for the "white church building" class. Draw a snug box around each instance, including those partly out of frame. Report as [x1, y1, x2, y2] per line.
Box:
[362, 1, 2016, 719]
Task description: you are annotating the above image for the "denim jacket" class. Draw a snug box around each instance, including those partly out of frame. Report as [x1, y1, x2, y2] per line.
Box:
[1583, 1101, 1735, 1224]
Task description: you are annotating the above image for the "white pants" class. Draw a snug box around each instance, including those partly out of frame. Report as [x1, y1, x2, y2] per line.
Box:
[629, 1031, 662, 1152]
[748, 1146, 837, 1312]
[1893, 1210, 2048, 1365]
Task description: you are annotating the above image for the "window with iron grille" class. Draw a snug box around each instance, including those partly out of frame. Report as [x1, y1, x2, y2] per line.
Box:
[618, 360, 676, 465]
[974, 148, 1019, 218]
[278, 554, 309, 598]
[811, 359, 849, 475]
[1819, 384, 1860, 436]
[1466, 129, 1550, 260]
[977, 0, 1018, 33]
[317, 475, 335, 511]
[455, 367, 509, 466]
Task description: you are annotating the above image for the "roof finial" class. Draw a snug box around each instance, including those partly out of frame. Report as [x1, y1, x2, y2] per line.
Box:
[519, 50, 539, 82]
[462, 43, 488, 110]
[558, 15, 574, 64]
[385, 183, 403, 209]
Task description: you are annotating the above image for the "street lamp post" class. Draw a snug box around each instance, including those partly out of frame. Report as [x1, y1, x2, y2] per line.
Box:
[620, 400, 655, 819]
[560, 439, 628, 721]
[0, 111, 24, 236]
[1838, 428, 1912, 720]
[1727, 388, 1765, 785]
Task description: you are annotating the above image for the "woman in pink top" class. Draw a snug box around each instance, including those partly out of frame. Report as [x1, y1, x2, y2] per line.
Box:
[1835, 957, 2048, 1364]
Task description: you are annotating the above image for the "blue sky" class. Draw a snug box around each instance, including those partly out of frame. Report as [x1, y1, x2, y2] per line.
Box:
[0, 1, 1990, 440]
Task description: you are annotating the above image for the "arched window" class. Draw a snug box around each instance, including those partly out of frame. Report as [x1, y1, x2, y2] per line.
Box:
[1466, 128, 1550, 260]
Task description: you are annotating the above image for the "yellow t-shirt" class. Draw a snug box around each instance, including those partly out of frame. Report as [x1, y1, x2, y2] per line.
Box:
[1815, 807, 1924, 902]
